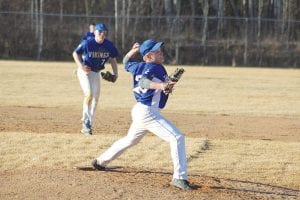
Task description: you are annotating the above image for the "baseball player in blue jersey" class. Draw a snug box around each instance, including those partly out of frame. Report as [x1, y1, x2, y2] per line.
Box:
[91, 39, 193, 190]
[72, 23, 119, 135]
[82, 22, 95, 41]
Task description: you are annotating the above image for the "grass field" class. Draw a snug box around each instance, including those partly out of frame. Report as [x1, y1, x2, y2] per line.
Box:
[0, 60, 299, 199]
[1, 60, 299, 116]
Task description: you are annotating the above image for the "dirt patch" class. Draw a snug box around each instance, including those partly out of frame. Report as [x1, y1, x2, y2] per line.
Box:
[1, 106, 299, 142]
[0, 106, 299, 199]
[0, 167, 299, 200]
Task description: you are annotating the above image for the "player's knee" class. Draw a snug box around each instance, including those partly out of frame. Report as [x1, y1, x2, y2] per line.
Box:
[125, 135, 141, 147]
[172, 132, 185, 143]
[84, 92, 92, 105]
[179, 134, 185, 142]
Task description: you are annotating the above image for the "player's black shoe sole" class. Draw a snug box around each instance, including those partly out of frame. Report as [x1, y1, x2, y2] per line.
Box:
[170, 179, 193, 190]
[91, 159, 106, 170]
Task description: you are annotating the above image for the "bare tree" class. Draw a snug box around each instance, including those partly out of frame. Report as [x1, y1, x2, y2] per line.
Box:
[216, 0, 224, 64]
[189, 0, 196, 35]
[201, 0, 209, 65]
[114, 0, 118, 45]
[35, 0, 38, 39]
[30, 0, 34, 29]
[59, 0, 63, 22]
[164, 0, 173, 31]
[126, 0, 132, 27]
[201, 0, 209, 45]
[274, 0, 281, 39]
[217, 0, 224, 38]
[0, 0, 299, 67]
[229, 0, 239, 17]
[84, 0, 91, 23]
[246, 0, 255, 39]
[37, 0, 44, 60]
[150, 0, 155, 35]
[132, 1, 140, 43]
[121, 0, 126, 49]
[174, 0, 181, 64]
[244, 18, 248, 66]
[274, 0, 281, 18]
[257, 0, 263, 66]
[281, 0, 289, 41]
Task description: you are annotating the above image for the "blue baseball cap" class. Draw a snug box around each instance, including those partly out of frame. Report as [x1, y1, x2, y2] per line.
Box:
[94, 23, 108, 32]
[139, 39, 164, 56]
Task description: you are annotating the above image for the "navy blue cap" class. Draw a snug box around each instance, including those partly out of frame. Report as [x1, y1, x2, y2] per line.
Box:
[139, 39, 164, 57]
[94, 23, 108, 32]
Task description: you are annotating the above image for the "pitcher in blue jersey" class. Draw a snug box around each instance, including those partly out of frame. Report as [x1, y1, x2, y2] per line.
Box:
[91, 39, 193, 190]
[72, 23, 119, 135]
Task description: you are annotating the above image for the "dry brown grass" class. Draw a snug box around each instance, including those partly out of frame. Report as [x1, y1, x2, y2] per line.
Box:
[0, 60, 299, 189]
[0, 132, 299, 188]
[0, 60, 299, 116]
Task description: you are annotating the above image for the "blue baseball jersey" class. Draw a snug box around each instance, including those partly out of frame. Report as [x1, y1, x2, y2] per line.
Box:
[82, 32, 95, 41]
[74, 38, 119, 72]
[125, 61, 169, 109]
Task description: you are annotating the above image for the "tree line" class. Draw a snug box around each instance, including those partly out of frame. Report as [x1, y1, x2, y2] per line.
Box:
[0, 0, 299, 67]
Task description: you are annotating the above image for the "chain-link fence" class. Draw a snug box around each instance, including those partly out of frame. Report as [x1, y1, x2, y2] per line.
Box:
[0, 11, 299, 67]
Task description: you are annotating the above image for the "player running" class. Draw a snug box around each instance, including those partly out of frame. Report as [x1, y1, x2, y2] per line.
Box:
[91, 39, 193, 190]
[72, 23, 119, 135]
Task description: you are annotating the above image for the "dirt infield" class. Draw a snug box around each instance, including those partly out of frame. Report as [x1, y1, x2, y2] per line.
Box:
[0, 61, 299, 199]
[1, 106, 299, 142]
[0, 106, 299, 199]
[1, 167, 298, 200]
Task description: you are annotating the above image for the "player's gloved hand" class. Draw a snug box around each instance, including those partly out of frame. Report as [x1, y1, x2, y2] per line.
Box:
[163, 68, 185, 94]
[101, 71, 118, 83]
[163, 81, 176, 94]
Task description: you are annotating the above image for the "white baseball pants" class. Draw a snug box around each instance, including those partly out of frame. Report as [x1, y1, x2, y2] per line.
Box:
[96, 102, 188, 180]
[77, 67, 101, 125]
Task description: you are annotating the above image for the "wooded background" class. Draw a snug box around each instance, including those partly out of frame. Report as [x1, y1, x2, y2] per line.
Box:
[0, 0, 299, 67]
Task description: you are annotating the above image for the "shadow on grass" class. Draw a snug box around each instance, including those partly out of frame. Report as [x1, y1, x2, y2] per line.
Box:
[76, 166, 201, 189]
[75, 166, 123, 171]
[200, 174, 300, 198]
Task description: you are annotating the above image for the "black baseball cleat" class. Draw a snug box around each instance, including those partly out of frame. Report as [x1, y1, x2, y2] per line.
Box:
[81, 127, 92, 135]
[91, 159, 106, 170]
[170, 179, 193, 190]
[81, 120, 92, 135]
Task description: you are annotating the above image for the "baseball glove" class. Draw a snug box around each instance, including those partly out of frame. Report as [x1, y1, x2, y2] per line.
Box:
[163, 68, 185, 94]
[101, 71, 117, 83]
